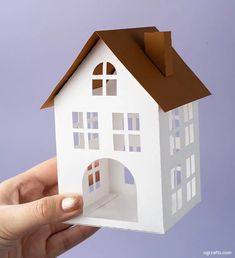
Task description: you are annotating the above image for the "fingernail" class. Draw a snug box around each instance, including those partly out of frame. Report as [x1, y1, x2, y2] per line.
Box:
[62, 197, 82, 211]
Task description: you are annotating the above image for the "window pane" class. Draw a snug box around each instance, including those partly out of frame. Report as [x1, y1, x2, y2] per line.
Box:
[191, 154, 195, 174]
[88, 174, 93, 186]
[93, 63, 103, 75]
[95, 171, 100, 182]
[94, 160, 99, 168]
[72, 112, 83, 128]
[112, 113, 124, 130]
[186, 157, 191, 178]
[87, 112, 98, 129]
[128, 113, 140, 130]
[184, 104, 189, 123]
[172, 192, 177, 214]
[170, 134, 174, 155]
[188, 103, 193, 120]
[192, 177, 196, 197]
[88, 133, 99, 149]
[177, 188, 182, 209]
[73, 132, 85, 149]
[92, 80, 103, 95]
[96, 181, 101, 189]
[175, 131, 181, 151]
[106, 79, 117, 96]
[106, 62, 116, 74]
[124, 167, 134, 184]
[169, 111, 173, 131]
[113, 134, 125, 151]
[176, 166, 181, 186]
[187, 181, 191, 201]
[171, 168, 175, 190]
[185, 126, 189, 146]
[129, 134, 141, 152]
[189, 123, 194, 143]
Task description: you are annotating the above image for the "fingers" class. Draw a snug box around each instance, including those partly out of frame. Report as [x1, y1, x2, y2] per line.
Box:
[22, 158, 58, 188]
[0, 194, 83, 238]
[0, 158, 58, 204]
[46, 225, 99, 257]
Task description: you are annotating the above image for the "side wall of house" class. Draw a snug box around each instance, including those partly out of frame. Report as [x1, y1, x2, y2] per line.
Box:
[54, 40, 164, 232]
[159, 101, 201, 232]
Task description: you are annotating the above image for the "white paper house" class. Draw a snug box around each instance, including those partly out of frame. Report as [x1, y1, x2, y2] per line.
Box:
[42, 27, 211, 233]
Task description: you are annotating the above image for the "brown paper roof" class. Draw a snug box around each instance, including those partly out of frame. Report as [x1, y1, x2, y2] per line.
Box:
[41, 26, 211, 111]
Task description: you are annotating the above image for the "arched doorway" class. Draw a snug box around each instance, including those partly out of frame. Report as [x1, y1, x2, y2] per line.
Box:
[82, 158, 138, 222]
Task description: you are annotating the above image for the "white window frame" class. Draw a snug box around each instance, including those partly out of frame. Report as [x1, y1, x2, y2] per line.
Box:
[92, 62, 117, 96]
[112, 113, 141, 152]
[72, 111, 100, 150]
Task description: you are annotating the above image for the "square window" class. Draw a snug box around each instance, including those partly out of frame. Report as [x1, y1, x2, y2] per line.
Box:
[106, 79, 117, 96]
[128, 113, 140, 130]
[113, 134, 125, 151]
[112, 113, 124, 130]
[88, 133, 99, 149]
[72, 112, 83, 128]
[129, 134, 141, 152]
[73, 132, 85, 149]
[87, 112, 98, 129]
[92, 80, 103, 96]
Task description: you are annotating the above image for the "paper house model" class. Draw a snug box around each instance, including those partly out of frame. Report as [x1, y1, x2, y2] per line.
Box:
[41, 27, 211, 233]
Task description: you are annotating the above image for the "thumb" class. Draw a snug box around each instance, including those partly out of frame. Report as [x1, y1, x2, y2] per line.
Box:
[2, 194, 83, 237]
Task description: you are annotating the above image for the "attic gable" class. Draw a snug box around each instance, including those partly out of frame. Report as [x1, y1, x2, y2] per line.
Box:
[41, 26, 211, 111]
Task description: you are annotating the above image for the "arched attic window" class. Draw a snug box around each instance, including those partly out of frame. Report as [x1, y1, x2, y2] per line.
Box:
[92, 62, 117, 96]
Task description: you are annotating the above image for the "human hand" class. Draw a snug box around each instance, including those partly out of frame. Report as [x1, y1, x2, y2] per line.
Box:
[0, 158, 99, 258]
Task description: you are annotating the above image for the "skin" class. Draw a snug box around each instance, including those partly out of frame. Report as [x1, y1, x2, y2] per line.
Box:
[0, 158, 99, 258]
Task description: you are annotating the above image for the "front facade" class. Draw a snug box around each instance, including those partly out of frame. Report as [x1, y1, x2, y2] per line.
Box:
[54, 40, 165, 233]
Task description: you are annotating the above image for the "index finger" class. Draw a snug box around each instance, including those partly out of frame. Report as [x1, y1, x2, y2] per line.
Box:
[23, 157, 58, 187]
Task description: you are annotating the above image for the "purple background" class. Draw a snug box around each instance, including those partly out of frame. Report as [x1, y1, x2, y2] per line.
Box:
[0, 1, 234, 257]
